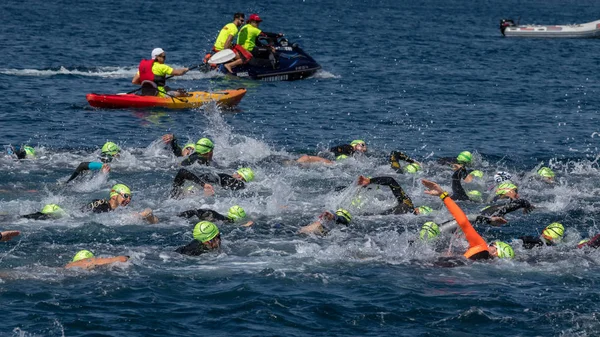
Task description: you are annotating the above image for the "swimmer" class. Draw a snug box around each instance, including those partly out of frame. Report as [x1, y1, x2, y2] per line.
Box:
[421, 179, 514, 263]
[537, 167, 555, 184]
[64, 141, 120, 183]
[99, 141, 121, 163]
[520, 222, 564, 249]
[21, 204, 66, 220]
[170, 167, 254, 198]
[161, 134, 196, 157]
[175, 221, 221, 256]
[449, 151, 482, 201]
[0, 230, 20, 242]
[298, 209, 351, 235]
[389, 150, 421, 173]
[357, 175, 416, 214]
[178, 205, 254, 227]
[5, 145, 36, 160]
[577, 234, 600, 249]
[474, 182, 534, 225]
[297, 139, 367, 164]
[81, 183, 159, 223]
[65, 249, 129, 269]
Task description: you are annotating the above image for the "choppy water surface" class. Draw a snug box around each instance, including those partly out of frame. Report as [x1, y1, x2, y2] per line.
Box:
[2, 0, 600, 336]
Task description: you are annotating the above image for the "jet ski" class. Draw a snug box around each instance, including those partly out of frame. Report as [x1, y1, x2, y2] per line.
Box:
[203, 37, 321, 81]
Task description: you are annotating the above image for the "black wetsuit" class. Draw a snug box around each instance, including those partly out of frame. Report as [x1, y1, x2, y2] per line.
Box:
[329, 144, 355, 157]
[451, 166, 473, 201]
[170, 168, 245, 198]
[180, 153, 211, 167]
[175, 240, 214, 256]
[21, 212, 54, 220]
[66, 162, 104, 183]
[474, 198, 534, 224]
[82, 199, 113, 213]
[178, 209, 232, 223]
[366, 176, 415, 214]
[520, 236, 554, 249]
[166, 137, 186, 157]
[389, 151, 417, 173]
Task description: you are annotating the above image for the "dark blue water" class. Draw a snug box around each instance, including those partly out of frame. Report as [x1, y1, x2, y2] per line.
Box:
[2, 0, 600, 336]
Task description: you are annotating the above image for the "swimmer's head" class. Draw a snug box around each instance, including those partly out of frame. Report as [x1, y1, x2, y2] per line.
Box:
[109, 183, 132, 206]
[236, 167, 255, 182]
[23, 145, 36, 158]
[542, 222, 564, 242]
[470, 170, 484, 179]
[335, 208, 352, 223]
[416, 205, 433, 215]
[227, 205, 246, 221]
[404, 163, 421, 174]
[419, 222, 440, 241]
[456, 151, 472, 164]
[350, 140, 367, 153]
[490, 241, 514, 259]
[193, 221, 220, 243]
[195, 138, 214, 155]
[40, 204, 66, 218]
[182, 143, 196, 156]
[101, 142, 120, 157]
[495, 182, 518, 197]
[467, 190, 483, 202]
[72, 249, 94, 262]
[537, 167, 555, 181]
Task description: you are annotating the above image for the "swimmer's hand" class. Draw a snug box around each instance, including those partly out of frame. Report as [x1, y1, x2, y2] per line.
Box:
[162, 134, 174, 143]
[242, 221, 254, 227]
[101, 164, 111, 174]
[140, 208, 159, 224]
[0, 230, 20, 242]
[490, 217, 508, 226]
[422, 179, 444, 196]
[524, 205, 535, 214]
[203, 183, 215, 197]
[357, 175, 371, 186]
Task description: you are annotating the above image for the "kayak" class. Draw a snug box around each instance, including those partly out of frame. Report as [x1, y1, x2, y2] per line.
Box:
[501, 18, 600, 38]
[86, 88, 247, 109]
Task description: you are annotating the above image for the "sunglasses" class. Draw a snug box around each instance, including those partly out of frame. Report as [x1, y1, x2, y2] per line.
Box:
[158, 54, 166, 59]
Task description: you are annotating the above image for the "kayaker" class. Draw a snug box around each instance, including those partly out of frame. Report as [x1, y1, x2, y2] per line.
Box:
[213, 13, 245, 52]
[421, 179, 515, 263]
[131, 48, 189, 97]
[0, 230, 20, 242]
[162, 134, 215, 166]
[65, 249, 129, 270]
[224, 14, 282, 73]
[81, 183, 159, 223]
[175, 221, 221, 256]
[298, 209, 351, 235]
[169, 167, 254, 198]
[296, 140, 367, 164]
[178, 205, 253, 227]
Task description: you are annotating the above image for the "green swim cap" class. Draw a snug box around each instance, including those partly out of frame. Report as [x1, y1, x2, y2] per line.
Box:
[416, 205, 433, 215]
[470, 170, 484, 178]
[72, 249, 94, 262]
[457, 151, 472, 164]
[467, 190, 483, 202]
[496, 182, 518, 196]
[419, 222, 440, 241]
[40, 204, 65, 217]
[579, 239, 590, 245]
[227, 205, 246, 221]
[195, 138, 214, 154]
[193, 221, 220, 243]
[404, 163, 421, 173]
[110, 183, 131, 198]
[493, 241, 514, 259]
[101, 142, 120, 156]
[542, 222, 564, 241]
[23, 145, 36, 157]
[335, 208, 352, 223]
[236, 167, 254, 182]
[350, 140, 366, 147]
[336, 154, 349, 161]
[537, 167, 555, 178]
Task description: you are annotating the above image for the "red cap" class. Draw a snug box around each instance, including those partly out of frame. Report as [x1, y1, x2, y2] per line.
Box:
[249, 14, 262, 22]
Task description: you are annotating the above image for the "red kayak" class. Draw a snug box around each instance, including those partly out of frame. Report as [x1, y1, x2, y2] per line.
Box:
[86, 88, 246, 109]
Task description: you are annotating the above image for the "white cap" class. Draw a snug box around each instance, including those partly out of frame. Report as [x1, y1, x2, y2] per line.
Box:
[151, 48, 165, 59]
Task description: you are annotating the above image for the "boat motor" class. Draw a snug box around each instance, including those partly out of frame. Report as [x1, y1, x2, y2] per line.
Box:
[500, 19, 516, 36]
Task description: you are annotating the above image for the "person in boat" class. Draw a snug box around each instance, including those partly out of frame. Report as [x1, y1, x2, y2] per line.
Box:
[176, 221, 221, 256]
[224, 14, 283, 73]
[421, 179, 515, 263]
[65, 249, 129, 270]
[65, 141, 120, 184]
[298, 209, 351, 235]
[169, 167, 255, 198]
[162, 134, 215, 166]
[81, 183, 159, 223]
[5, 145, 36, 160]
[178, 205, 253, 227]
[0, 230, 20, 242]
[213, 12, 245, 53]
[21, 203, 67, 220]
[131, 48, 189, 97]
[356, 175, 418, 215]
[296, 140, 368, 164]
[520, 222, 564, 249]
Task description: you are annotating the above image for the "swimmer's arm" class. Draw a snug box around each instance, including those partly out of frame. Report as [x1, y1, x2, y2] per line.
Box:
[329, 144, 353, 156]
[139, 208, 159, 224]
[66, 162, 108, 183]
[21, 212, 52, 220]
[0, 230, 20, 242]
[370, 176, 415, 208]
[65, 256, 128, 269]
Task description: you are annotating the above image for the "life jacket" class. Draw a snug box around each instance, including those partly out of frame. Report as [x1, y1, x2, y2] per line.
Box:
[138, 59, 166, 87]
